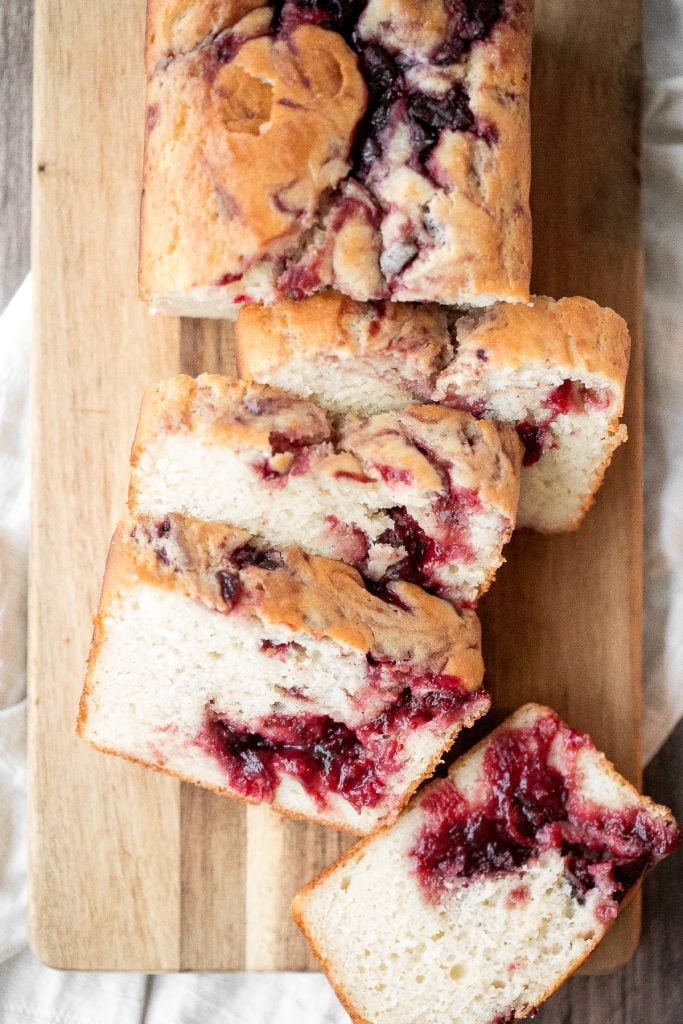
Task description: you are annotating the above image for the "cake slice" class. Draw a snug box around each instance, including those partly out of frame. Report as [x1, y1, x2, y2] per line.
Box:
[78, 513, 488, 833]
[237, 293, 631, 532]
[293, 704, 680, 1023]
[236, 293, 452, 417]
[128, 375, 522, 604]
[139, 0, 532, 314]
[434, 298, 631, 531]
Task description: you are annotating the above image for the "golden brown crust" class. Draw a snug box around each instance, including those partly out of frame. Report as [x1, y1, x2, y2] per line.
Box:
[252, 551, 483, 677]
[236, 292, 451, 390]
[140, 19, 366, 298]
[140, 1, 533, 307]
[97, 514, 485, 685]
[145, 0, 269, 72]
[451, 297, 631, 395]
[131, 374, 332, 467]
[341, 404, 522, 520]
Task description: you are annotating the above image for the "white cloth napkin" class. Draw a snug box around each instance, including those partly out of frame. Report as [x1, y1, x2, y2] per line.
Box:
[0, 1, 681, 1016]
[641, 0, 683, 763]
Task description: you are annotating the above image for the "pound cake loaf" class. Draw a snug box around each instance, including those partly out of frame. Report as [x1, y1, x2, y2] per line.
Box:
[237, 293, 631, 532]
[293, 704, 680, 1024]
[78, 513, 488, 833]
[128, 375, 523, 604]
[140, 0, 532, 315]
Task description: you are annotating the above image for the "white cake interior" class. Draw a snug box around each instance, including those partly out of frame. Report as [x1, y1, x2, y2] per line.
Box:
[518, 413, 626, 531]
[261, 357, 422, 418]
[296, 707, 666, 1023]
[303, 841, 603, 1024]
[435, 364, 626, 532]
[131, 433, 514, 603]
[82, 581, 484, 833]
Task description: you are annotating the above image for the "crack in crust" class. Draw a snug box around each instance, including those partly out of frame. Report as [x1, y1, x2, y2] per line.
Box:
[140, 0, 532, 309]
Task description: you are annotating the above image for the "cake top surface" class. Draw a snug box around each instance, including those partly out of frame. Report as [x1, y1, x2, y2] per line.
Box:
[339, 402, 522, 513]
[443, 296, 631, 389]
[236, 291, 452, 380]
[143, 13, 366, 274]
[140, 0, 532, 304]
[133, 374, 333, 457]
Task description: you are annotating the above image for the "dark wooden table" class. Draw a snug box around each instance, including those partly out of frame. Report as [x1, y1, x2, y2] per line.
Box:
[3, 2, 679, 1020]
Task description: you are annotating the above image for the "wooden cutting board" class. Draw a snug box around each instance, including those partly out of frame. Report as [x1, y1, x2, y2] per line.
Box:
[28, 0, 643, 972]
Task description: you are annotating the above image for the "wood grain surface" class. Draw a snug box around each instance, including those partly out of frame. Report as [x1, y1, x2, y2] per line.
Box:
[27, 0, 648, 977]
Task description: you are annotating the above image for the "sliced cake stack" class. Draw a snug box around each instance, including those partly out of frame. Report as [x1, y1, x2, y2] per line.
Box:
[237, 293, 631, 532]
[78, 357, 522, 830]
[74, 1, 680, 1018]
[78, 513, 488, 832]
